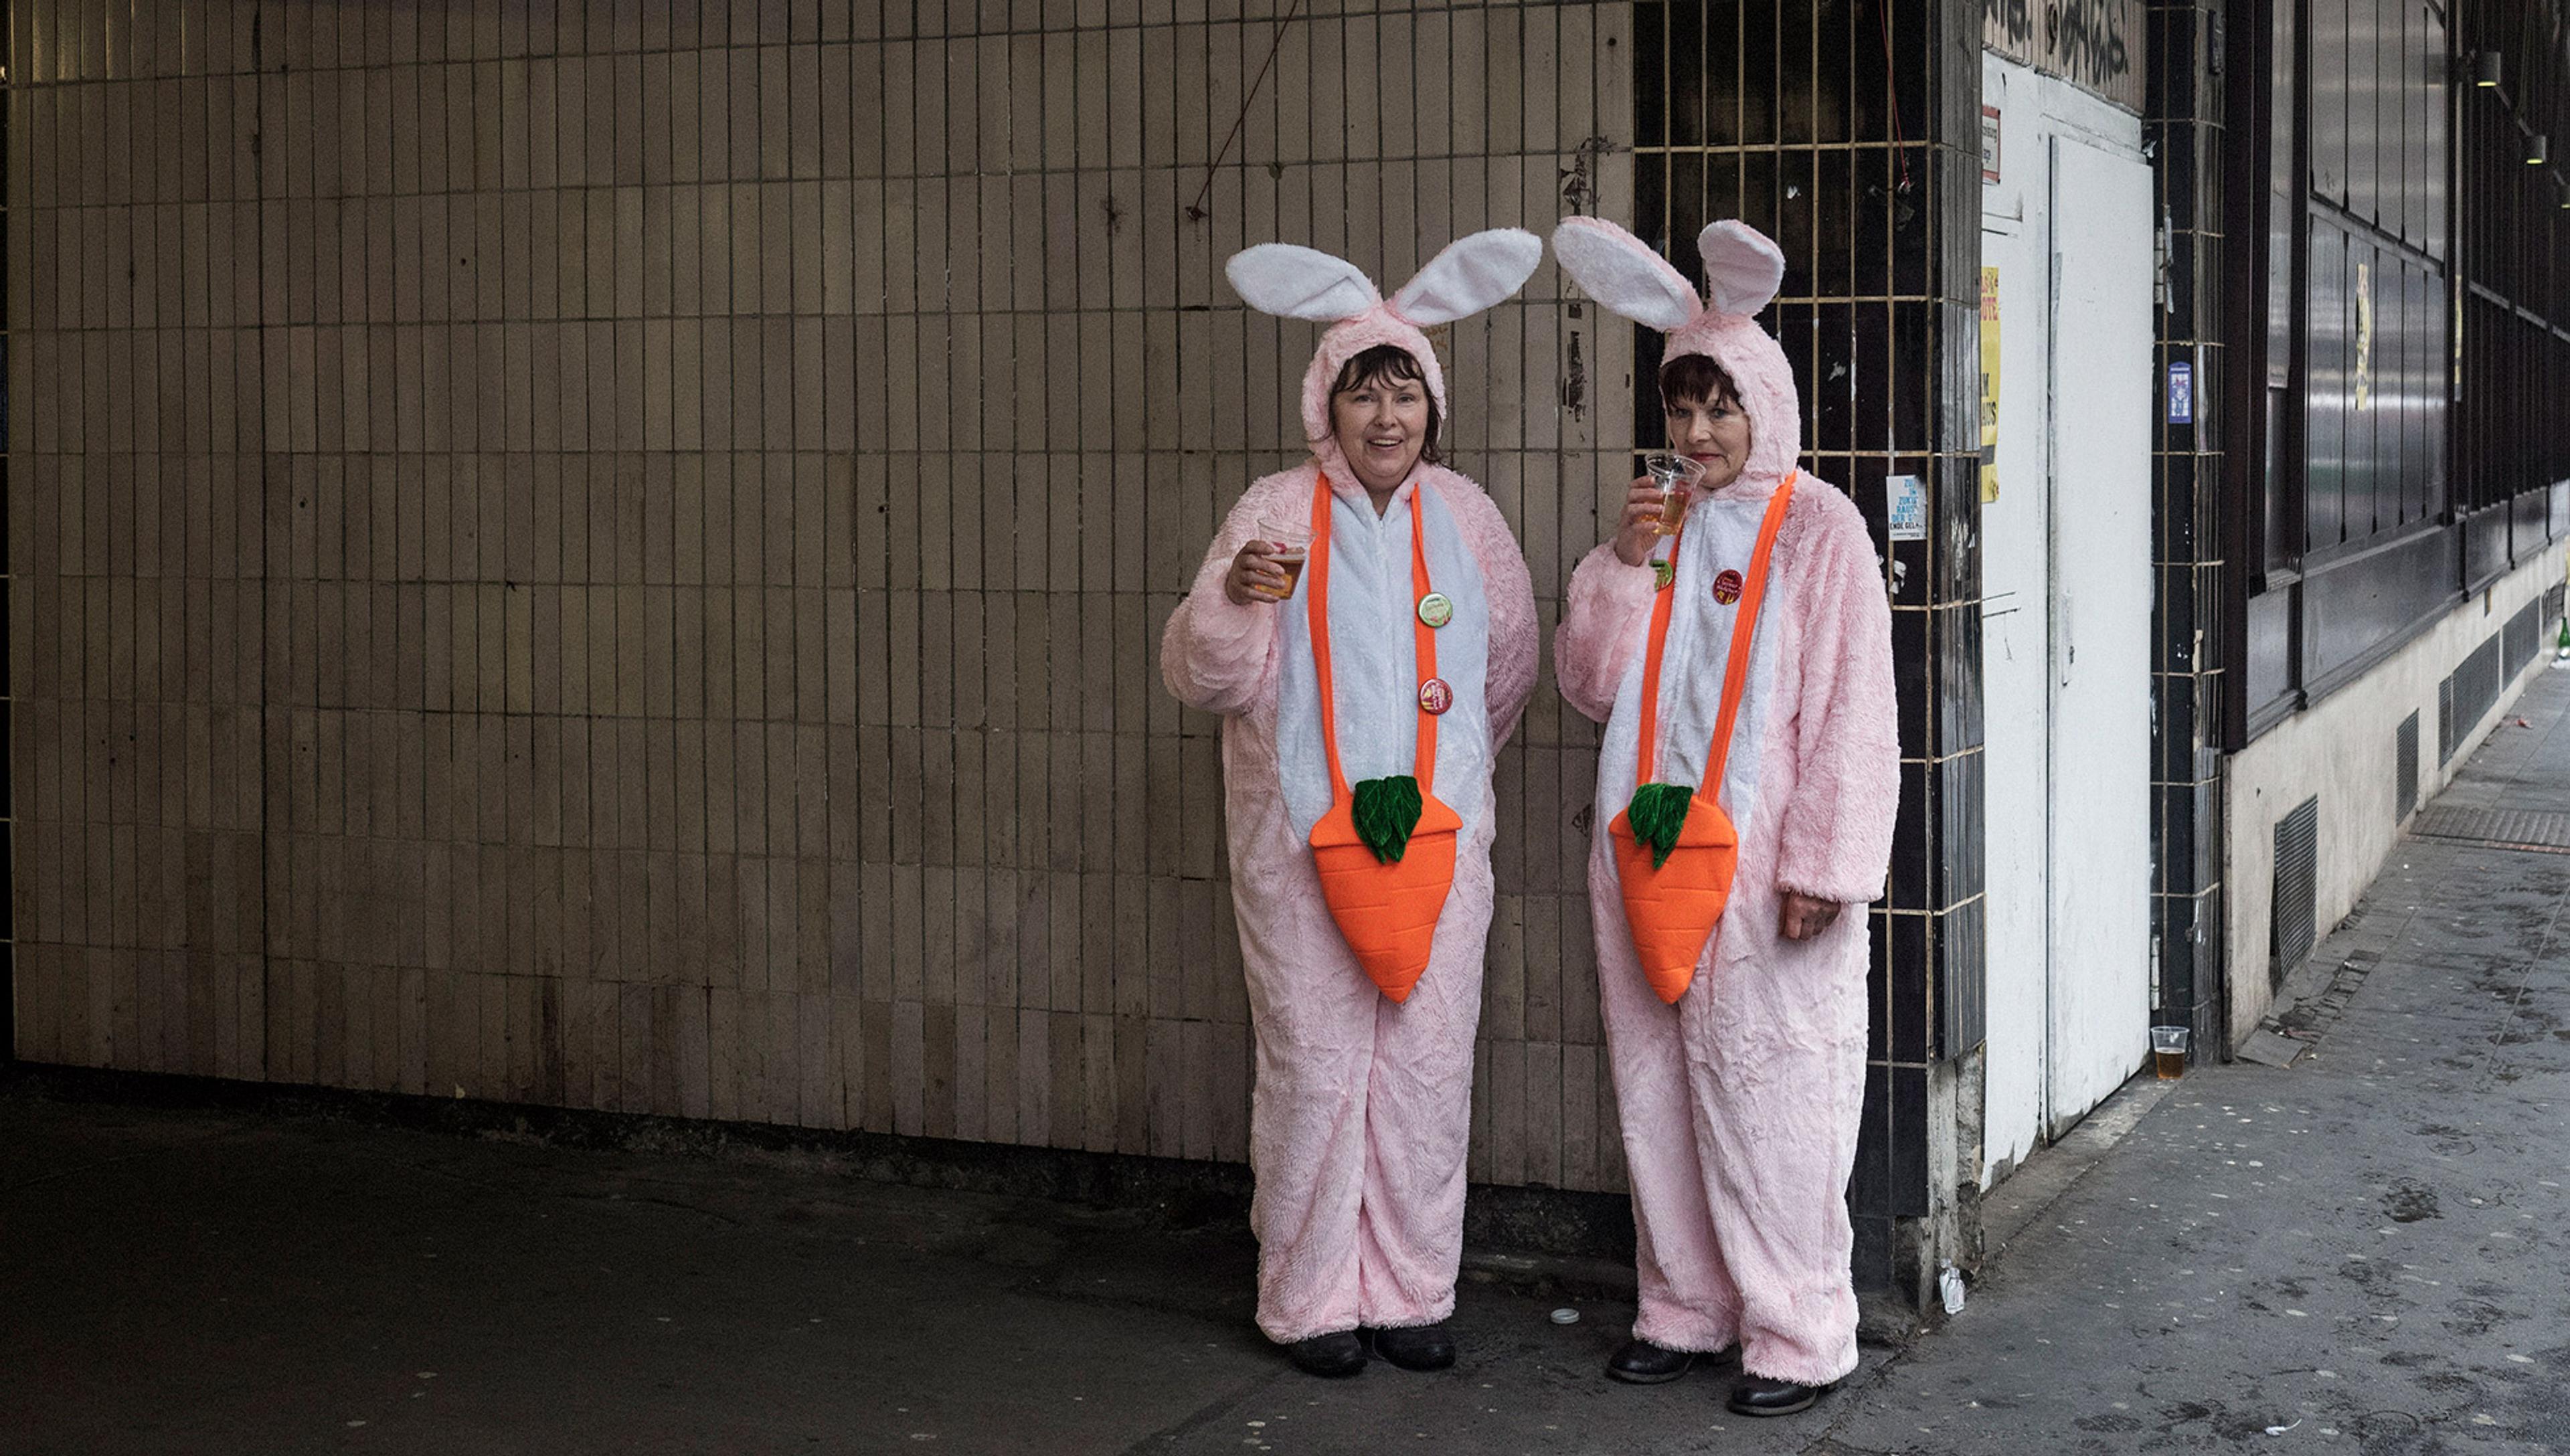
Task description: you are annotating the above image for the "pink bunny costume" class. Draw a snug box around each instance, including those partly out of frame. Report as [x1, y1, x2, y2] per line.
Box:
[1551, 217, 1899, 1384]
[1159, 232, 1542, 1343]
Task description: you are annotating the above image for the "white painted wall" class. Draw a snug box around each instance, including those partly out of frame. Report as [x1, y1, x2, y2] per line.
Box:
[2225, 551, 2564, 1041]
[1978, 56, 2156, 1182]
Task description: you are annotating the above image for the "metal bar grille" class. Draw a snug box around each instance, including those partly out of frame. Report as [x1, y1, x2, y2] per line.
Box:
[2504, 599, 2541, 680]
[2456, 633, 2504, 742]
[2413, 806, 2570, 850]
[2439, 672, 2458, 765]
[2271, 796, 2320, 990]
[2395, 709, 2419, 822]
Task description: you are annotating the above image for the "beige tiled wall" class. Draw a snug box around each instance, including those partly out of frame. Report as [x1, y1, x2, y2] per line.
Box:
[7, 1, 1642, 1193]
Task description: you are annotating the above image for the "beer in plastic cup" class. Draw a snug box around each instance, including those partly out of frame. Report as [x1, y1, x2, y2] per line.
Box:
[2150, 1024, 2189, 1079]
[1642, 452, 1708, 536]
[1258, 516, 1312, 600]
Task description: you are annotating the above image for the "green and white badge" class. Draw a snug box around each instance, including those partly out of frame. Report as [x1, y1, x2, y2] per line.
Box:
[1416, 592, 1454, 629]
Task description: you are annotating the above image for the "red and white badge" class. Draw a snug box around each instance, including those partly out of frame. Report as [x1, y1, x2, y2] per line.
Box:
[1418, 677, 1454, 715]
[1711, 568, 1745, 606]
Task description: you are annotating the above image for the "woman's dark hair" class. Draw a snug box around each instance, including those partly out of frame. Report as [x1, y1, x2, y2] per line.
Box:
[1658, 352, 1743, 410]
[1330, 344, 1443, 463]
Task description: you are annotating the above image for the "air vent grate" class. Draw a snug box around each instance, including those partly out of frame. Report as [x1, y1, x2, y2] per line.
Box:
[2439, 673, 2457, 765]
[2395, 711, 2420, 822]
[2443, 633, 2504, 762]
[2271, 796, 2320, 990]
[2505, 599, 2541, 680]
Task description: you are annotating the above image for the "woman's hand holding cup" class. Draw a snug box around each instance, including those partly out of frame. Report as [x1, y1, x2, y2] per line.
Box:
[1226, 515, 1313, 605]
[1227, 541, 1292, 604]
[1612, 477, 1666, 567]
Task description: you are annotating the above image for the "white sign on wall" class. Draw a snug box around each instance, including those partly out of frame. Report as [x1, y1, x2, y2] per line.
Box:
[1887, 474, 1928, 541]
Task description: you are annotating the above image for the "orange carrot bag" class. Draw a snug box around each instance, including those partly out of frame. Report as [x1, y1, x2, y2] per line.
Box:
[1610, 472, 1798, 1002]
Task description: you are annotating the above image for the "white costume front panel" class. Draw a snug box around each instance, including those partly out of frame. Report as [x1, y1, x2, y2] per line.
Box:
[1276, 475, 1494, 840]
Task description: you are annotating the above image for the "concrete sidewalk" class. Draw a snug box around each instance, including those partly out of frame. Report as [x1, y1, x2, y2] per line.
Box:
[1812, 666, 2570, 1455]
[10, 675, 2570, 1454]
[3, 1073, 1891, 1455]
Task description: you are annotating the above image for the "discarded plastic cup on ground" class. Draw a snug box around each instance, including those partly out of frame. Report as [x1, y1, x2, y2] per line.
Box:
[2151, 1024, 2189, 1080]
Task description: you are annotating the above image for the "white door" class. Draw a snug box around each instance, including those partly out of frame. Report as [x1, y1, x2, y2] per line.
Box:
[1978, 206, 2050, 1172]
[1978, 68, 2157, 1178]
[2039, 132, 2155, 1133]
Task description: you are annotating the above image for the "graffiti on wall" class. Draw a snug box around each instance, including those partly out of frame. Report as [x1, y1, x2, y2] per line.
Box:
[1984, 0, 2146, 114]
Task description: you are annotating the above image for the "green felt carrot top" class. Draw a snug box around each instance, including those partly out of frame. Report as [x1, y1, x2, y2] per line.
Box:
[1351, 775, 1425, 863]
[1626, 781, 1695, 869]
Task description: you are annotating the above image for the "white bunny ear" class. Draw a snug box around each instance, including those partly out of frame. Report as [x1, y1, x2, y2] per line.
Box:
[1549, 217, 1701, 332]
[1697, 220, 1787, 316]
[1225, 244, 1381, 321]
[1388, 228, 1545, 325]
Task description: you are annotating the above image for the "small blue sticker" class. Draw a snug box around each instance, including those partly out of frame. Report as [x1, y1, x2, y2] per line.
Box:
[2168, 361, 2195, 424]
[1887, 474, 1927, 542]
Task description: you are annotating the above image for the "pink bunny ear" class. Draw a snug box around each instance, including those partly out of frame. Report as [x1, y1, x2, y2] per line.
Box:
[1388, 228, 1544, 325]
[1696, 219, 1786, 316]
[1549, 216, 1701, 332]
[1225, 244, 1381, 321]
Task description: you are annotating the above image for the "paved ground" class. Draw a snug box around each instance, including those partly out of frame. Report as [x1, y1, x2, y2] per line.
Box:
[10, 672, 2570, 1455]
[1816, 668, 2570, 1456]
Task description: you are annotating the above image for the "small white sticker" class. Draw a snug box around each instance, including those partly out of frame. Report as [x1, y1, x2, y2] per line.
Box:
[1887, 474, 1927, 541]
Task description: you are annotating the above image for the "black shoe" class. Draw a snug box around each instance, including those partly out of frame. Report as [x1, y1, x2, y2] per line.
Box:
[1284, 1330, 1367, 1377]
[1366, 1322, 1456, 1371]
[1727, 1374, 1839, 1417]
[1604, 1338, 1696, 1384]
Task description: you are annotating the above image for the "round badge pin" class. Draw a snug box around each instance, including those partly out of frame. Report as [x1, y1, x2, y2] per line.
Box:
[1416, 592, 1454, 629]
[1418, 677, 1454, 715]
[1711, 568, 1745, 606]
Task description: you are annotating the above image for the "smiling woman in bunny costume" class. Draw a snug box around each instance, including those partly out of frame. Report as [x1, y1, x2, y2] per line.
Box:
[1159, 231, 1541, 1378]
[1550, 217, 1898, 1416]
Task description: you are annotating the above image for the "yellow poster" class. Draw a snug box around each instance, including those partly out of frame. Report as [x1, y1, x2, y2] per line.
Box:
[1980, 267, 2000, 504]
